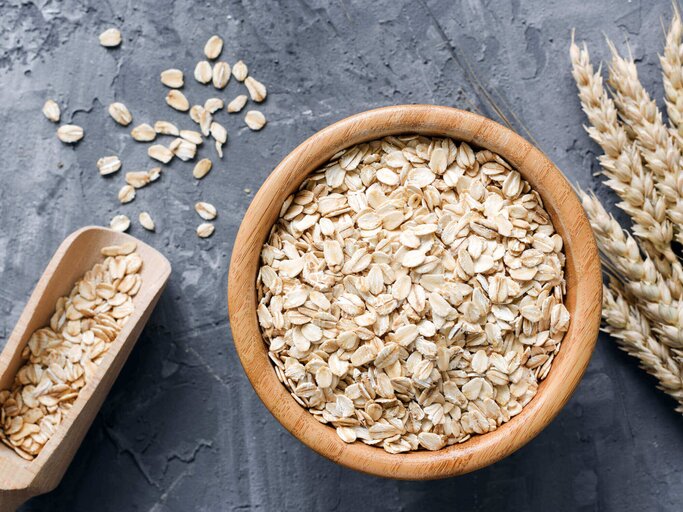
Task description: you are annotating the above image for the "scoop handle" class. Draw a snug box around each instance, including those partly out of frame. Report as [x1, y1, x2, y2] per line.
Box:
[0, 489, 33, 511]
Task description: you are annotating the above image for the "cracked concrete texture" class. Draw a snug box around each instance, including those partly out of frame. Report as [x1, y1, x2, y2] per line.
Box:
[0, 0, 681, 510]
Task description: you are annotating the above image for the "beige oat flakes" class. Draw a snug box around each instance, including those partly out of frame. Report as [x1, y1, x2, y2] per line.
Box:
[42, 100, 60, 123]
[97, 155, 121, 176]
[244, 76, 267, 102]
[118, 185, 135, 204]
[99, 28, 122, 47]
[131, 123, 156, 142]
[212, 61, 231, 89]
[200, 109, 213, 136]
[110, 214, 130, 232]
[108, 102, 133, 126]
[232, 60, 248, 81]
[256, 135, 570, 454]
[154, 121, 179, 136]
[204, 98, 224, 114]
[204, 35, 224, 59]
[57, 125, 83, 144]
[0, 243, 142, 459]
[210, 122, 227, 144]
[190, 105, 204, 124]
[244, 110, 266, 131]
[197, 223, 215, 238]
[180, 130, 203, 145]
[126, 171, 150, 188]
[148, 166, 161, 182]
[170, 137, 197, 161]
[192, 158, 212, 179]
[160, 68, 184, 88]
[139, 212, 155, 231]
[195, 201, 217, 220]
[148, 144, 174, 164]
[166, 90, 190, 112]
[227, 95, 248, 113]
[194, 61, 213, 84]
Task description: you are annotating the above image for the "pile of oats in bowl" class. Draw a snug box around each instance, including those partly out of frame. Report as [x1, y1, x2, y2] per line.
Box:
[256, 135, 570, 454]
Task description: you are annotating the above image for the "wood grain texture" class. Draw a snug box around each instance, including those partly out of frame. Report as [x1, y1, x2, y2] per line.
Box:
[0, 227, 171, 510]
[227, 105, 602, 479]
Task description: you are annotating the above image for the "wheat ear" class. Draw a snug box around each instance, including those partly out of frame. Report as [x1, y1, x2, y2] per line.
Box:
[570, 39, 677, 277]
[580, 192, 683, 349]
[662, 6, 683, 146]
[607, 42, 683, 244]
[603, 281, 683, 412]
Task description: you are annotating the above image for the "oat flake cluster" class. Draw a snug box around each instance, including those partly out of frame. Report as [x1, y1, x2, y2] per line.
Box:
[257, 135, 570, 453]
[0, 243, 142, 460]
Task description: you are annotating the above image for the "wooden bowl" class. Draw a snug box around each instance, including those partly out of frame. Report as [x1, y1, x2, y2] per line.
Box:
[228, 105, 601, 479]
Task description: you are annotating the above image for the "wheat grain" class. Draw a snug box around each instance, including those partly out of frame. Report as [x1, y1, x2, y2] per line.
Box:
[570, 38, 680, 296]
[608, 42, 683, 245]
[662, 7, 683, 147]
[602, 281, 683, 412]
[580, 192, 683, 349]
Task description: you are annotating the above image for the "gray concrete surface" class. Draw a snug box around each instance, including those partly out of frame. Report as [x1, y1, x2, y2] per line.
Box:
[0, 0, 681, 510]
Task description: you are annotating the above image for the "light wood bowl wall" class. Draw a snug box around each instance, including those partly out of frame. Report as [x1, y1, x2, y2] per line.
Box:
[228, 105, 601, 480]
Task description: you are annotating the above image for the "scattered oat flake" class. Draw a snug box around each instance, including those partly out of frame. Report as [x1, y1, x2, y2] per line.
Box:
[190, 105, 204, 124]
[204, 98, 224, 114]
[200, 109, 213, 136]
[210, 122, 227, 143]
[194, 61, 213, 84]
[227, 95, 248, 113]
[118, 184, 135, 204]
[57, 125, 84, 143]
[180, 130, 203, 145]
[204, 35, 223, 59]
[126, 171, 150, 188]
[197, 223, 215, 238]
[160, 68, 184, 88]
[195, 201, 217, 220]
[99, 28, 122, 47]
[110, 214, 130, 232]
[97, 155, 121, 175]
[148, 144, 174, 163]
[245, 110, 266, 131]
[139, 211, 155, 231]
[42, 100, 60, 123]
[109, 102, 133, 126]
[193, 158, 212, 179]
[212, 62, 231, 89]
[131, 123, 156, 142]
[154, 121, 179, 136]
[244, 76, 267, 102]
[148, 166, 161, 181]
[232, 60, 248, 81]
[171, 138, 197, 161]
[166, 90, 189, 112]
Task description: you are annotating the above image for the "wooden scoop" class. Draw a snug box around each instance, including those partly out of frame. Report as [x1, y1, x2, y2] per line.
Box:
[0, 226, 171, 510]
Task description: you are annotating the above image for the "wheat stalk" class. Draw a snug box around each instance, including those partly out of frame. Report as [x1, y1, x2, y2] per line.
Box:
[607, 42, 683, 244]
[580, 192, 683, 349]
[570, 38, 678, 287]
[662, 6, 683, 147]
[602, 281, 683, 412]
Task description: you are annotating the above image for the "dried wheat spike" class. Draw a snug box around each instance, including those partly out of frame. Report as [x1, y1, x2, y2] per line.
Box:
[662, 6, 683, 148]
[608, 41, 683, 245]
[580, 191, 683, 349]
[570, 38, 677, 287]
[603, 281, 683, 413]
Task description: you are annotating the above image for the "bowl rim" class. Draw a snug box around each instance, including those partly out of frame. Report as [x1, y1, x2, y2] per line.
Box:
[228, 104, 602, 480]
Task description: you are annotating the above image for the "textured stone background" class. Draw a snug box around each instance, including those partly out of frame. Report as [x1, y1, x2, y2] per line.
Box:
[0, 0, 681, 510]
